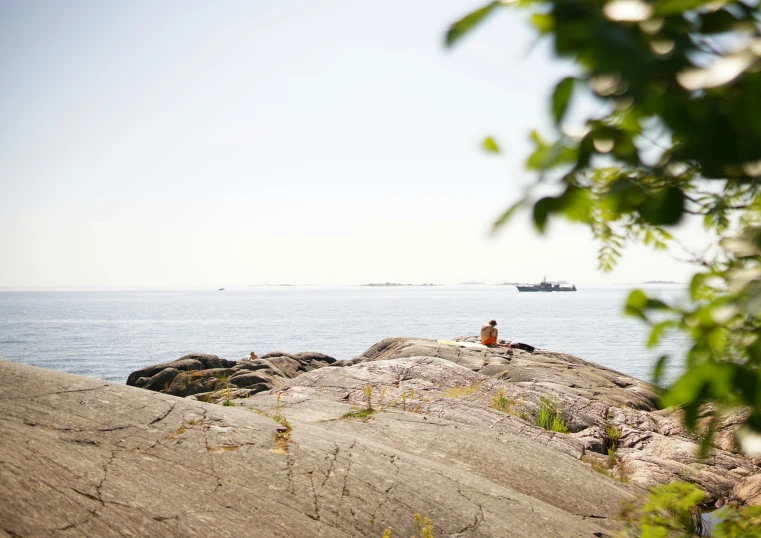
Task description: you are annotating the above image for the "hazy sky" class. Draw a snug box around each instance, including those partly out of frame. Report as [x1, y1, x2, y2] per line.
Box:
[1, 0, 710, 287]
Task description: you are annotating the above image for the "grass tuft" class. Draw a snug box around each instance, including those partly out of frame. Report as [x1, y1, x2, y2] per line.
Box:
[535, 398, 569, 433]
[490, 389, 515, 413]
[605, 424, 622, 450]
[443, 382, 480, 398]
[164, 425, 186, 441]
[250, 408, 293, 454]
[342, 408, 377, 420]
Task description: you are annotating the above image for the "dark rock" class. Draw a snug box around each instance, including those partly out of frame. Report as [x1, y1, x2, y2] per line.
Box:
[184, 353, 236, 369]
[165, 368, 236, 397]
[227, 371, 272, 389]
[262, 356, 301, 378]
[291, 351, 337, 365]
[234, 361, 275, 372]
[143, 367, 181, 392]
[128, 350, 336, 402]
[126, 358, 204, 386]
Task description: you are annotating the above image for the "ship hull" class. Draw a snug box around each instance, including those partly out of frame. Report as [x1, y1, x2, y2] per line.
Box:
[516, 286, 577, 292]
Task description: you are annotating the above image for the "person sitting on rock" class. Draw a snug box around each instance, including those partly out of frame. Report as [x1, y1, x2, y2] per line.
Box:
[481, 320, 501, 346]
[245, 351, 258, 361]
[481, 320, 536, 352]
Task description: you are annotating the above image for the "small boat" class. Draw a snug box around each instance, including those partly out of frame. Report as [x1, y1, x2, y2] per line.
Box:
[218, 288, 225, 291]
[516, 277, 576, 292]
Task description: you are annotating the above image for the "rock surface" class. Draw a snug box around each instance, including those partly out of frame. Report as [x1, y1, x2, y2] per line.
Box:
[346, 338, 760, 505]
[2, 337, 760, 537]
[126, 351, 336, 401]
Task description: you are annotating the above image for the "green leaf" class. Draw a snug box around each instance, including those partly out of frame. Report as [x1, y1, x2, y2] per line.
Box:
[641, 187, 685, 226]
[652, 355, 669, 385]
[532, 197, 554, 233]
[551, 77, 576, 126]
[529, 13, 554, 33]
[648, 321, 675, 348]
[530, 186, 591, 232]
[446, 2, 500, 47]
[492, 196, 527, 232]
[481, 136, 501, 153]
[625, 289, 648, 320]
[700, 8, 741, 34]
[654, 0, 710, 17]
[690, 273, 707, 302]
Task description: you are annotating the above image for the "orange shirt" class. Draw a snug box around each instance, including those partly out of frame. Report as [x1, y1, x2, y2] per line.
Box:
[482, 334, 497, 345]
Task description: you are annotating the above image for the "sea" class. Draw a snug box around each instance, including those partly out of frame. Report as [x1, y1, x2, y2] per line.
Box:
[0, 285, 692, 386]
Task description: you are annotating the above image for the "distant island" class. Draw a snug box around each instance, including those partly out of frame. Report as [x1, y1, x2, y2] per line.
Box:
[458, 281, 486, 285]
[496, 282, 520, 286]
[361, 283, 439, 287]
[643, 280, 683, 284]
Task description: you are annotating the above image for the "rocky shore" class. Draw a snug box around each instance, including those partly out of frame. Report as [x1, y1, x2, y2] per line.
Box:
[2, 337, 759, 537]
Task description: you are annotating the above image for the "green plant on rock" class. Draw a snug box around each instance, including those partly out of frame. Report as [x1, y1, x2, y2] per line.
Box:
[490, 388, 514, 413]
[442, 382, 480, 398]
[342, 385, 380, 420]
[271, 413, 292, 454]
[342, 408, 376, 420]
[583, 453, 630, 483]
[250, 408, 292, 454]
[381, 513, 434, 538]
[400, 388, 421, 413]
[213, 373, 229, 390]
[412, 514, 434, 538]
[220, 386, 234, 406]
[621, 482, 761, 538]
[535, 398, 569, 433]
[605, 424, 622, 452]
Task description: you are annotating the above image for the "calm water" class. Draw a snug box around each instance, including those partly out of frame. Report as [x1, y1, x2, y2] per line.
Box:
[0, 286, 691, 385]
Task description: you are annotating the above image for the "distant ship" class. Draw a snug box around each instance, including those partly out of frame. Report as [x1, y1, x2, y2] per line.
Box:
[516, 277, 576, 292]
[218, 288, 225, 291]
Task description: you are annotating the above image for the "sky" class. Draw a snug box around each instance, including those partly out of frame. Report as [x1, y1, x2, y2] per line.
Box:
[0, 0, 711, 287]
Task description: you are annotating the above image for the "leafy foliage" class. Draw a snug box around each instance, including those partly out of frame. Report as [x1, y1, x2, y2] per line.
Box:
[620, 482, 761, 537]
[448, 0, 761, 443]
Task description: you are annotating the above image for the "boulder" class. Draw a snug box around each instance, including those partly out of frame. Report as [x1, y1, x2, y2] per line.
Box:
[165, 368, 236, 397]
[142, 367, 181, 392]
[127, 350, 337, 402]
[126, 358, 204, 386]
[355, 337, 660, 411]
[227, 371, 273, 389]
[187, 353, 236, 369]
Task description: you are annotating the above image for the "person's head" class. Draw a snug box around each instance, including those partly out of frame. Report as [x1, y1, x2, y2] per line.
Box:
[489, 320, 497, 326]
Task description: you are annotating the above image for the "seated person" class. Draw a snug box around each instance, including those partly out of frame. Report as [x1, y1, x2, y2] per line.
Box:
[481, 320, 499, 345]
[481, 320, 536, 352]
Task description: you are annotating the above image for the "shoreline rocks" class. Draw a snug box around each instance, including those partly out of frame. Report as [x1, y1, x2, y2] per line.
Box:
[126, 351, 336, 401]
[1, 337, 759, 537]
[124, 337, 760, 507]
